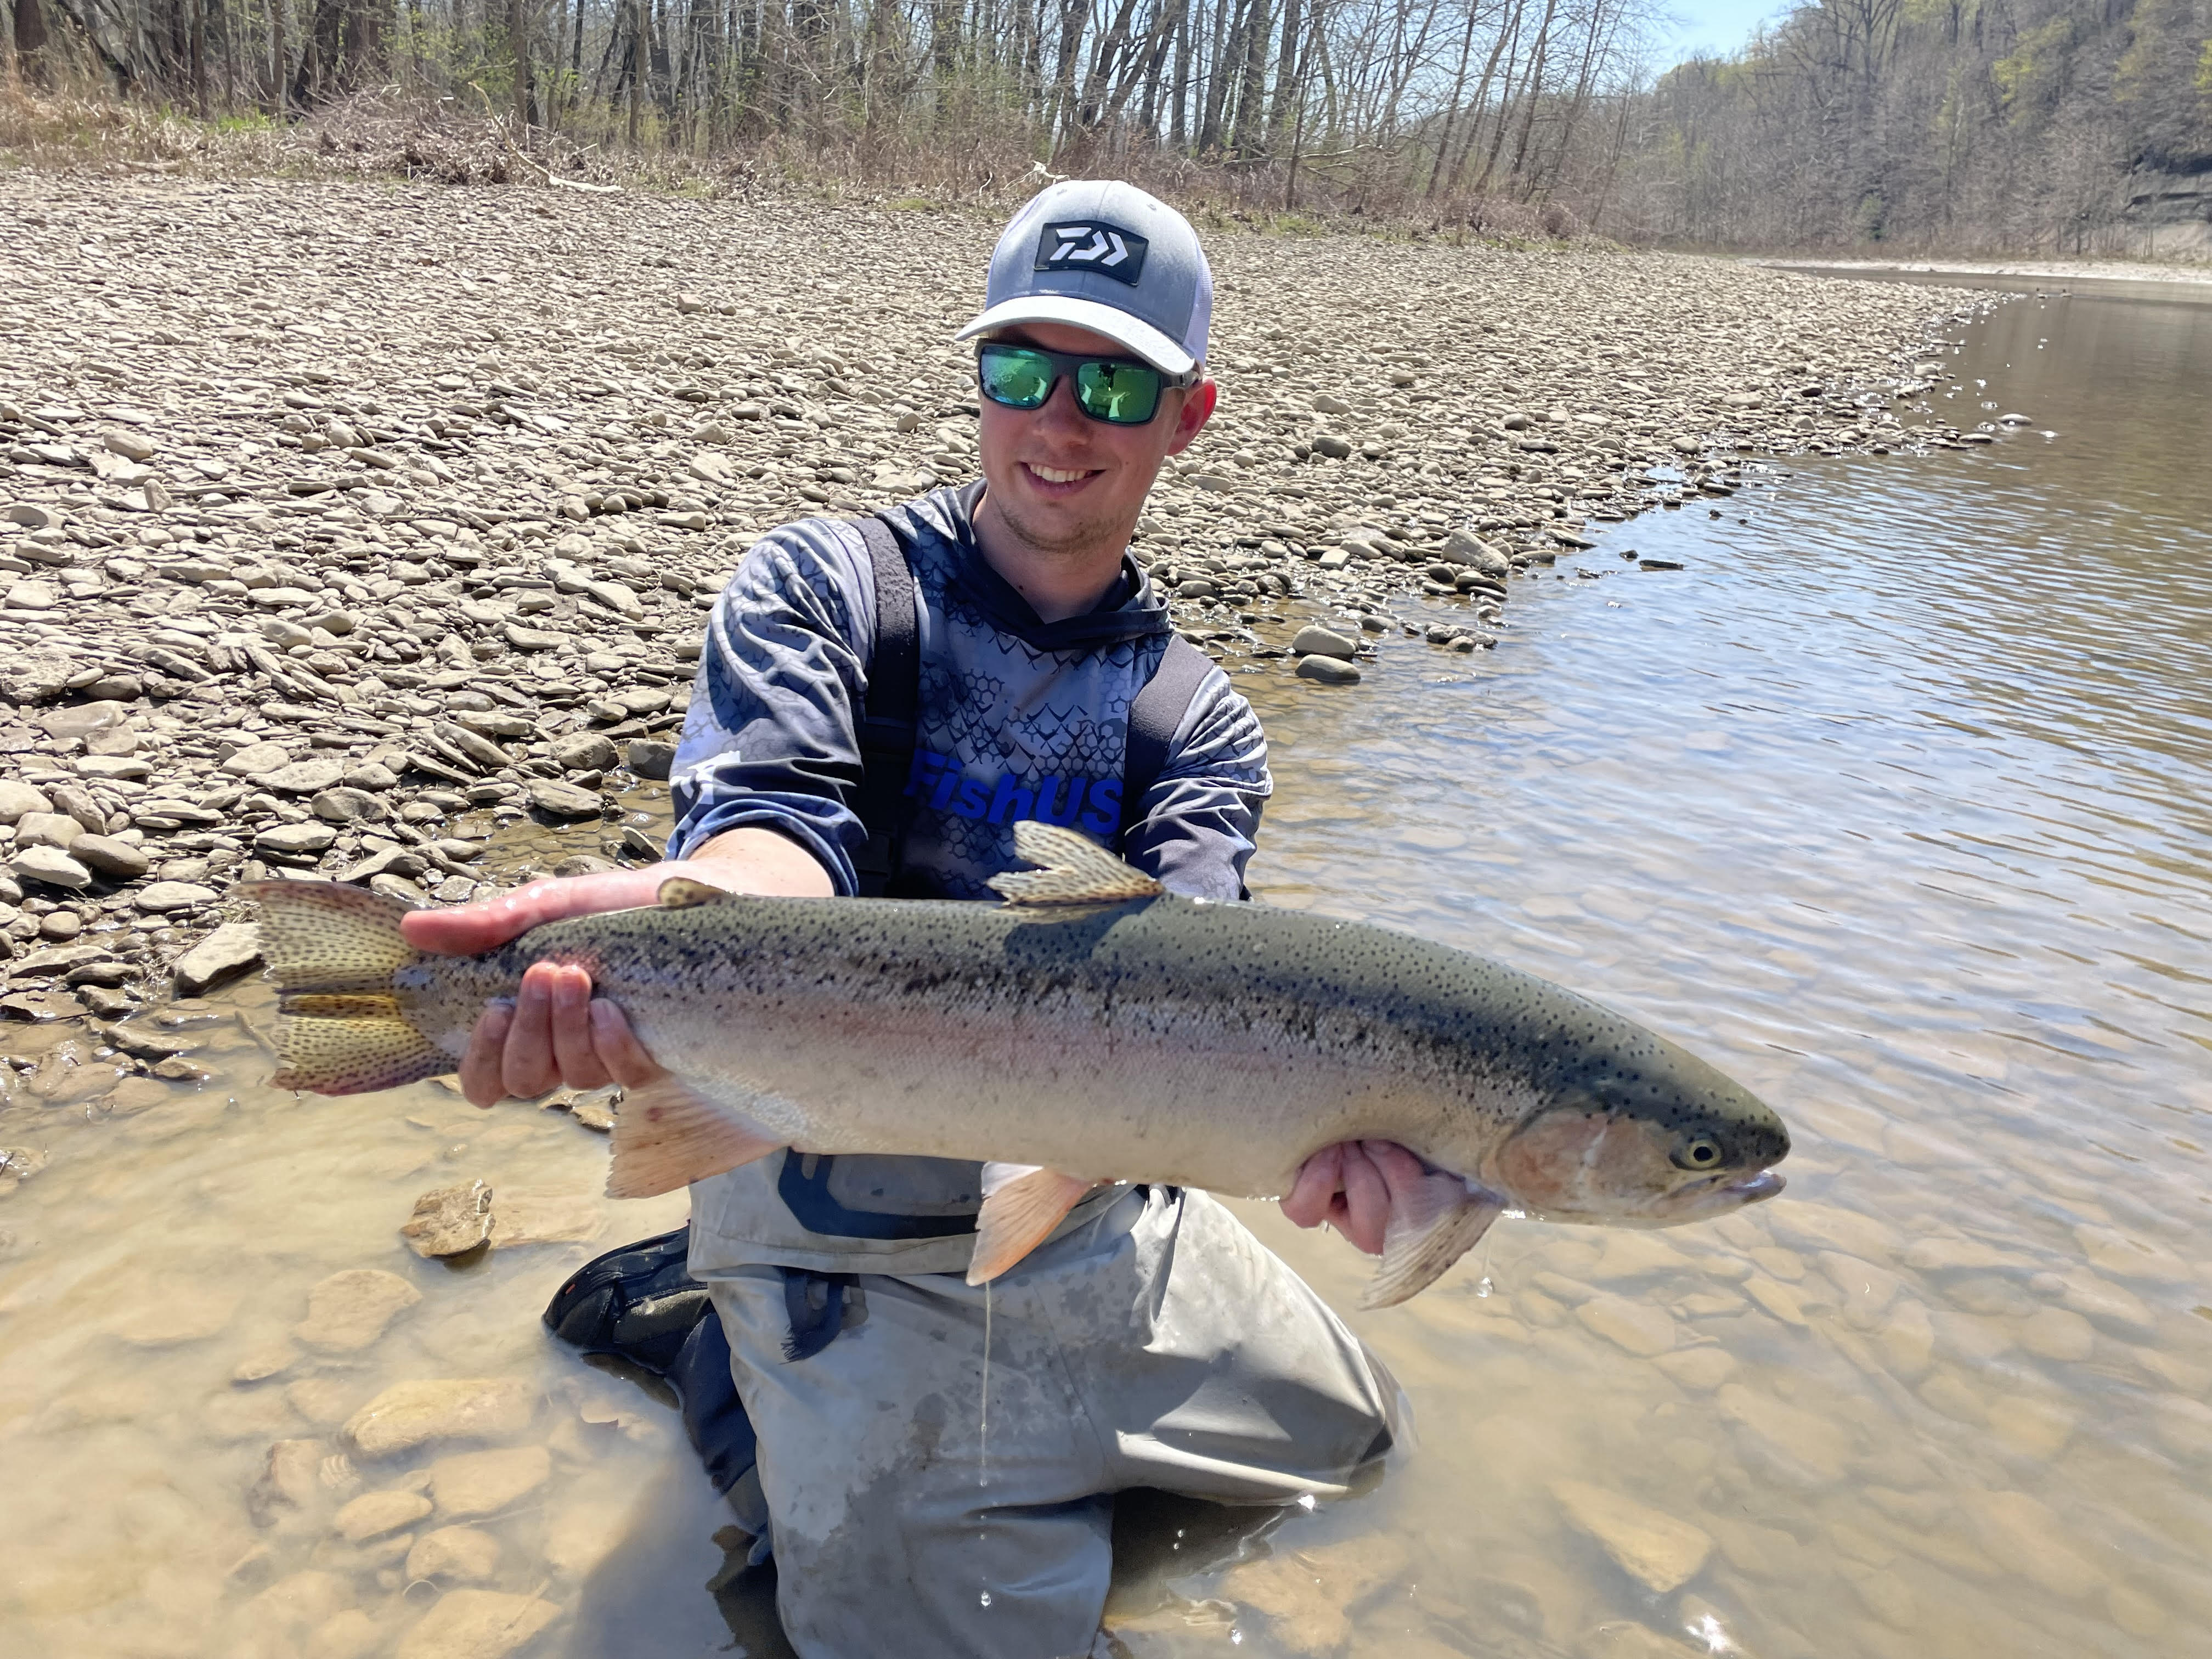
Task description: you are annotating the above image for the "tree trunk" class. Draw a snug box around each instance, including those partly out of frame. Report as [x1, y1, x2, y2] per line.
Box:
[14, 0, 52, 84]
[510, 0, 532, 139]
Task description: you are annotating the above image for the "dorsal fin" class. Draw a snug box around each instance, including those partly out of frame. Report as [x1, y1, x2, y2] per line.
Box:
[657, 876, 740, 910]
[988, 822, 1165, 907]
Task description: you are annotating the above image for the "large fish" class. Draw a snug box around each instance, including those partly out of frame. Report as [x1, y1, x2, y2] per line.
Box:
[245, 822, 1787, 1306]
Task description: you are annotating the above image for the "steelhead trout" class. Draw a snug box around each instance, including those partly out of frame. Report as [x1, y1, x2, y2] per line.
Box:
[246, 823, 1787, 1306]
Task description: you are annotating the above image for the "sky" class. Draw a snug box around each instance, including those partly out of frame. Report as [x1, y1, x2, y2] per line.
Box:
[1658, 0, 1801, 65]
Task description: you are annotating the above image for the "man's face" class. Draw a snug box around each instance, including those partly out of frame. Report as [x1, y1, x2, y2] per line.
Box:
[974, 321, 1216, 561]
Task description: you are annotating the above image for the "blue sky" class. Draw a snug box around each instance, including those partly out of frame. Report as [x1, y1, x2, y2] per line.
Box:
[1659, 0, 1801, 64]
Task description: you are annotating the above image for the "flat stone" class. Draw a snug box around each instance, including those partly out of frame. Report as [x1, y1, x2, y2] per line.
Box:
[221, 740, 294, 777]
[401, 1181, 495, 1258]
[1290, 624, 1360, 659]
[40, 700, 133, 743]
[135, 880, 218, 913]
[343, 1378, 537, 1458]
[1963, 1489, 2103, 1598]
[428, 1444, 552, 1519]
[259, 758, 349, 794]
[257, 821, 339, 857]
[405, 1526, 502, 1584]
[13, 844, 92, 889]
[1550, 1479, 1713, 1593]
[486, 1189, 603, 1249]
[502, 622, 568, 651]
[15, 810, 82, 849]
[67, 834, 151, 879]
[173, 921, 263, 994]
[549, 731, 618, 772]
[394, 1588, 559, 1659]
[527, 778, 602, 817]
[1717, 1381, 1852, 1481]
[297, 1267, 424, 1353]
[332, 1487, 433, 1543]
[0, 780, 53, 823]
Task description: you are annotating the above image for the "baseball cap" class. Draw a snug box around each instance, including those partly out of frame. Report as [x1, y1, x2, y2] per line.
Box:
[955, 180, 1213, 376]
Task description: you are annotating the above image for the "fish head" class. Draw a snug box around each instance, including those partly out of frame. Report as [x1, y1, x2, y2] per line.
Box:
[1481, 1039, 1788, 1228]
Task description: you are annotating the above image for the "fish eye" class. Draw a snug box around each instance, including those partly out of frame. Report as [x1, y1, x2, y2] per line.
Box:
[1673, 1136, 1723, 1171]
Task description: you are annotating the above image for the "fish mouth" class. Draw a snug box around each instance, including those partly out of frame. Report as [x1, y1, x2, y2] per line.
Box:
[1723, 1169, 1785, 1206]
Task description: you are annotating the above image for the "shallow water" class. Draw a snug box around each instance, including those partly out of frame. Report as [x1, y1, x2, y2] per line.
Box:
[3, 278, 2209, 1658]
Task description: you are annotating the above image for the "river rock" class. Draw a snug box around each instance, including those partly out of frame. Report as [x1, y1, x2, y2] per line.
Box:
[401, 1181, 494, 1257]
[136, 881, 218, 914]
[0, 780, 50, 824]
[12, 843, 92, 889]
[15, 809, 83, 849]
[1294, 654, 1361, 684]
[1716, 1382, 1852, 1483]
[297, 1268, 424, 1353]
[486, 1189, 603, 1248]
[625, 738, 675, 780]
[1576, 1294, 1678, 1356]
[332, 1487, 433, 1543]
[222, 740, 294, 777]
[173, 921, 264, 994]
[528, 778, 602, 817]
[68, 834, 151, 879]
[343, 1378, 537, 1457]
[550, 731, 619, 772]
[1290, 624, 1359, 659]
[1963, 1489, 2102, 1598]
[427, 1444, 552, 1519]
[395, 1588, 559, 1659]
[260, 758, 349, 795]
[307, 1609, 382, 1659]
[1549, 1479, 1712, 1593]
[258, 822, 340, 857]
[405, 1526, 502, 1584]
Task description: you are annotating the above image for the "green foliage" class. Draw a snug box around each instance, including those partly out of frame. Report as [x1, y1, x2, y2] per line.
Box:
[1993, 16, 2077, 129]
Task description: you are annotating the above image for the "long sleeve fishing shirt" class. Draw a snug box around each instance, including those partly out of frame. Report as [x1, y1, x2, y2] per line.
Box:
[667, 483, 1273, 1273]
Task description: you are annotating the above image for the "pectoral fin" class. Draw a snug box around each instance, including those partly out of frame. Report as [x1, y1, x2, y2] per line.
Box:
[1357, 1173, 1504, 1310]
[967, 1165, 1100, 1284]
[606, 1073, 785, 1199]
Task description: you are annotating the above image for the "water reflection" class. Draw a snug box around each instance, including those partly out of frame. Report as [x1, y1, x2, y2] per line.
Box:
[3, 281, 2208, 1657]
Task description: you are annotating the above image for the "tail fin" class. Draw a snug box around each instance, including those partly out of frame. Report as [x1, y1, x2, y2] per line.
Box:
[241, 881, 453, 1096]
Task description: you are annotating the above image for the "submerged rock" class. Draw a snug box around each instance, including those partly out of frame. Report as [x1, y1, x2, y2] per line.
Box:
[343, 1379, 537, 1458]
[297, 1268, 424, 1353]
[400, 1181, 495, 1259]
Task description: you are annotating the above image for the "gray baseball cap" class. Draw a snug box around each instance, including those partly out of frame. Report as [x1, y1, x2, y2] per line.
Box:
[955, 180, 1214, 375]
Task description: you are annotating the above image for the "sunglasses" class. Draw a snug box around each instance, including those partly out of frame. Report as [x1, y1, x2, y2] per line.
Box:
[976, 342, 1199, 426]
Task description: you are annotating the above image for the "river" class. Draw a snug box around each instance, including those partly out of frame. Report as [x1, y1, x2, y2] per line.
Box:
[1, 274, 2207, 1658]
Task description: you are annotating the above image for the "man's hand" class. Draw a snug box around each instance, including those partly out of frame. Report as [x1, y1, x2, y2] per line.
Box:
[1281, 1140, 1430, 1256]
[400, 827, 834, 1109]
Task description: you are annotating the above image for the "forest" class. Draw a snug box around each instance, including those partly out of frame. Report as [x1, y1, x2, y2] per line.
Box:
[5, 0, 2209, 253]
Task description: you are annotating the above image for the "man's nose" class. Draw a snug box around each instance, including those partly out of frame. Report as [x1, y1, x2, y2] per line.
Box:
[1033, 373, 1091, 436]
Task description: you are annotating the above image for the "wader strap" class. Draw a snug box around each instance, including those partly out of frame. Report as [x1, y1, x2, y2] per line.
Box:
[1120, 634, 1214, 839]
[850, 514, 919, 899]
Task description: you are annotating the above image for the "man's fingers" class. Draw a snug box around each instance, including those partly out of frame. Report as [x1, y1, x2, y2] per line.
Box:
[501, 962, 562, 1101]
[546, 963, 613, 1092]
[1281, 1143, 1345, 1229]
[401, 866, 682, 956]
[458, 1001, 514, 1109]
[1337, 1144, 1392, 1256]
[588, 998, 668, 1090]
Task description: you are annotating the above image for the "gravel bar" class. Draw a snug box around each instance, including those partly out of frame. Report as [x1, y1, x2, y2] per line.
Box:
[0, 174, 1991, 1048]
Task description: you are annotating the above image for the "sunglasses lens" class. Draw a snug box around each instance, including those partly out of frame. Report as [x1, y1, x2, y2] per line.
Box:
[979, 347, 1054, 409]
[1075, 360, 1163, 424]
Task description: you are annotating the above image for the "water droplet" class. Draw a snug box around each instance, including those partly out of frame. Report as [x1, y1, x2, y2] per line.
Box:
[1228, 1627, 1244, 1645]
[1296, 1492, 1316, 1510]
[1474, 1274, 1494, 1299]
[978, 1590, 992, 1609]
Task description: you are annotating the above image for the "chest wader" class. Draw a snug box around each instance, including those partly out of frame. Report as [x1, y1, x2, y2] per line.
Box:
[543, 510, 1214, 1506]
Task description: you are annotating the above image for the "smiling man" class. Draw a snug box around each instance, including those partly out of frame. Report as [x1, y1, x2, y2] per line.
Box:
[405, 180, 1419, 1658]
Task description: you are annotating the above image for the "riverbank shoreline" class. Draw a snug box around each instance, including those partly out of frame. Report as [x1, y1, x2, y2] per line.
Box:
[1761, 255, 2212, 289]
[0, 172, 2005, 1051]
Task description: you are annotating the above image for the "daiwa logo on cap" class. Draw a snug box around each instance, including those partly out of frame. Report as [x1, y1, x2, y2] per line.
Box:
[1035, 221, 1149, 286]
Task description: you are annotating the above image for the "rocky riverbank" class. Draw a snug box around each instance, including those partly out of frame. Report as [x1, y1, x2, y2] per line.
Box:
[0, 173, 1991, 1036]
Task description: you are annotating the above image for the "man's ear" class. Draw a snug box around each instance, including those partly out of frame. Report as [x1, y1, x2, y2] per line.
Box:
[1164, 377, 1217, 456]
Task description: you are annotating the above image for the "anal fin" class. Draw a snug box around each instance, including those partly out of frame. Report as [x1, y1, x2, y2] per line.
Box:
[1357, 1172, 1504, 1310]
[607, 1073, 785, 1199]
[967, 1165, 1101, 1284]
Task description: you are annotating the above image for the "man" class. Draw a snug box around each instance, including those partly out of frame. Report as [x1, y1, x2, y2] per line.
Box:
[406, 180, 1421, 1658]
